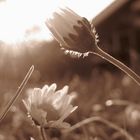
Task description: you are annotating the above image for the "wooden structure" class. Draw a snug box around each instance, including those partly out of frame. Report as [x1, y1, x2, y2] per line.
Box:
[92, 0, 140, 69]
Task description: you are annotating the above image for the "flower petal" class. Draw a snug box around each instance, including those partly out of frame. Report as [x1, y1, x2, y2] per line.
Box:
[46, 20, 68, 47]
[42, 83, 57, 103]
[59, 105, 77, 122]
[52, 12, 78, 37]
[22, 99, 30, 111]
[60, 7, 82, 26]
[41, 85, 49, 95]
[30, 106, 47, 126]
[54, 85, 69, 101]
[47, 83, 57, 93]
[31, 88, 42, 105]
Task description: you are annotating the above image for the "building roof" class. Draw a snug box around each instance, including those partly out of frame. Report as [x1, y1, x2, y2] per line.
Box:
[92, 0, 128, 26]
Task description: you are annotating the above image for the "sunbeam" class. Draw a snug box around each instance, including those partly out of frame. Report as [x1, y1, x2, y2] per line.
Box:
[0, 0, 114, 44]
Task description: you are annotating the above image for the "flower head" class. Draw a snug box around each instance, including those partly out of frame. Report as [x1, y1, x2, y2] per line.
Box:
[46, 7, 97, 54]
[23, 83, 78, 129]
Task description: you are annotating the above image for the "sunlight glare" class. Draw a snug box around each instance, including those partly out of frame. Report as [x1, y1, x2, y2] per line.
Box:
[0, 0, 60, 44]
[0, 0, 114, 44]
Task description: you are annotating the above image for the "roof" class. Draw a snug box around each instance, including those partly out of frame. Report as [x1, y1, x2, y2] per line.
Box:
[92, 0, 129, 26]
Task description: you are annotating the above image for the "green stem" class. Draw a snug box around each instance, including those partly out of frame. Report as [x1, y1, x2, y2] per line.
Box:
[92, 46, 140, 86]
[40, 127, 47, 140]
[64, 116, 134, 140]
[0, 65, 34, 122]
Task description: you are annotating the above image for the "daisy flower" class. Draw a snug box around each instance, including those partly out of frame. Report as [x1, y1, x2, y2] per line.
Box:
[23, 83, 77, 129]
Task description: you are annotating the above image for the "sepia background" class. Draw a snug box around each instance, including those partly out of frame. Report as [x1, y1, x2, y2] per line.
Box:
[0, 0, 140, 140]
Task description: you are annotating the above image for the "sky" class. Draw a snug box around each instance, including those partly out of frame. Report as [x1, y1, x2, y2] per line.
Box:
[0, 0, 115, 44]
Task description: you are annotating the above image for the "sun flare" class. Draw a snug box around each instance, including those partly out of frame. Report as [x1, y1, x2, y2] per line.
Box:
[0, 0, 114, 44]
[0, 0, 61, 44]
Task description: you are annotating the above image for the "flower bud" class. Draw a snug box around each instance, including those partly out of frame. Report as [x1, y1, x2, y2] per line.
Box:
[46, 7, 96, 53]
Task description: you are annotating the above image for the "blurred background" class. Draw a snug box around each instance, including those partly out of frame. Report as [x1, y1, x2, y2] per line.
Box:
[0, 0, 140, 140]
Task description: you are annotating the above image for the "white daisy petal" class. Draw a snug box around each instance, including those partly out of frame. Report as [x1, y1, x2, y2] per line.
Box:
[58, 105, 74, 122]
[41, 85, 49, 95]
[22, 100, 30, 111]
[46, 83, 57, 95]
[46, 20, 68, 47]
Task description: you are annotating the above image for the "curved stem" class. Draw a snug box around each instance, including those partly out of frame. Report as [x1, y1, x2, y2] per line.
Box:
[40, 127, 47, 140]
[91, 46, 140, 86]
[0, 65, 34, 122]
[64, 116, 134, 140]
